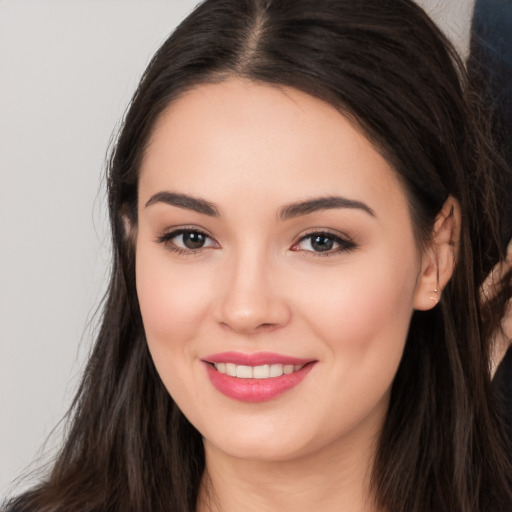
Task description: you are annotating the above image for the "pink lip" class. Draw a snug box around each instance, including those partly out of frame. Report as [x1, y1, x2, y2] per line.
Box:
[203, 351, 311, 366]
[202, 352, 316, 403]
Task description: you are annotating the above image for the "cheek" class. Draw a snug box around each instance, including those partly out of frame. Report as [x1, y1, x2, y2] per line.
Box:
[288, 254, 418, 439]
[135, 248, 216, 409]
[295, 248, 418, 374]
[136, 248, 210, 343]
[135, 244, 216, 399]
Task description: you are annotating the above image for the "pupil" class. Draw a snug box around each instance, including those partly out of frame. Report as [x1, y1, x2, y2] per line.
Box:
[312, 236, 333, 252]
[183, 232, 205, 249]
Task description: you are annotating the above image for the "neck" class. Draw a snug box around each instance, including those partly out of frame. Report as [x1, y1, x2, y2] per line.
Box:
[197, 429, 383, 512]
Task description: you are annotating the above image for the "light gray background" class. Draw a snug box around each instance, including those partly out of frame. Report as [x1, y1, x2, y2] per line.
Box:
[0, 0, 475, 499]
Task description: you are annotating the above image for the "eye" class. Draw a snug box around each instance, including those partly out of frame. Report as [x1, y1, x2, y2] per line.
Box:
[291, 231, 356, 254]
[157, 228, 219, 253]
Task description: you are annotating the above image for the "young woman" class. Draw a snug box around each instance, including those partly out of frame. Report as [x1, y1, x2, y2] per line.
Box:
[5, 0, 512, 511]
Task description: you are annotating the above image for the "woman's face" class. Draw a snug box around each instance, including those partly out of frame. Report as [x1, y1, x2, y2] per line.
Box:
[136, 78, 427, 462]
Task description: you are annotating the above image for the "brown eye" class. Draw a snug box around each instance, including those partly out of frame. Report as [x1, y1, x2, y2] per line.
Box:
[157, 229, 218, 253]
[181, 231, 207, 249]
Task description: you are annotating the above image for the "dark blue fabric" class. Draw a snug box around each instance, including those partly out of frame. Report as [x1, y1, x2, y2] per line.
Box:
[468, 0, 512, 463]
[468, 0, 512, 246]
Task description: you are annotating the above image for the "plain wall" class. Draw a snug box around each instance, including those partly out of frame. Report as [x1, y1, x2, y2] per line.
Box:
[0, 0, 474, 499]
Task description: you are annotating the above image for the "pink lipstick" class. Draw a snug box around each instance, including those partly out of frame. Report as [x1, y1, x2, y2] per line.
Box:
[203, 352, 316, 402]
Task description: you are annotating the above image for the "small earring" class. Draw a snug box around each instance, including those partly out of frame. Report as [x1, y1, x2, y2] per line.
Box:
[429, 288, 439, 305]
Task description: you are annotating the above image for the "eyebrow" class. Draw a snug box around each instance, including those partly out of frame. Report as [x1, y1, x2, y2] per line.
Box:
[279, 196, 375, 220]
[144, 191, 375, 219]
[145, 191, 220, 217]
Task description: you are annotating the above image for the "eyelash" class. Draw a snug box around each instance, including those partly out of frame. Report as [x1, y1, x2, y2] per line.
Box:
[291, 230, 357, 256]
[156, 228, 356, 256]
[156, 228, 219, 256]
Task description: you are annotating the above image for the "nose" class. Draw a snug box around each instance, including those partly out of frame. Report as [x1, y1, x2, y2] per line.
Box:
[214, 251, 292, 335]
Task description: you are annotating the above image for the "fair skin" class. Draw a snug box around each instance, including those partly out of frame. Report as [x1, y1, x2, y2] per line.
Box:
[134, 78, 457, 512]
[483, 239, 512, 376]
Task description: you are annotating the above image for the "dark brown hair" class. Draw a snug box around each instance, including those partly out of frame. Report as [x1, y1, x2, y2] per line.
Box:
[6, 0, 512, 511]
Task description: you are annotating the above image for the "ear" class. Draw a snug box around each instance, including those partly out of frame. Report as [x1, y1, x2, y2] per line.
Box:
[413, 196, 460, 311]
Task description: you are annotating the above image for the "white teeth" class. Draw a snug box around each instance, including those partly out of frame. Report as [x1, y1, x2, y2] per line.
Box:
[252, 364, 270, 378]
[236, 365, 253, 378]
[283, 364, 294, 375]
[226, 363, 237, 377]
[269, 364, 283, 377]
[213, 362, 304, 379]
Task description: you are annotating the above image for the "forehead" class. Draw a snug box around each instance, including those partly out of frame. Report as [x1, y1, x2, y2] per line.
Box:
[139, 78, 409, 220]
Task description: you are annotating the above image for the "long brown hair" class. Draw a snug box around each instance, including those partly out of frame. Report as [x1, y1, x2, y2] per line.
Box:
[6, 0, 512, 510]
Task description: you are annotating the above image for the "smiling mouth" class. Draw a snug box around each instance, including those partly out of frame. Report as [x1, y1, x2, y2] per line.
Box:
[211, 362, 305, 379]
[204, 358, 316, 402]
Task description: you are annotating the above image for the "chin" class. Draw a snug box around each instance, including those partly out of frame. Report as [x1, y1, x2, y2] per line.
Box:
[204, 432, 312, 463]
